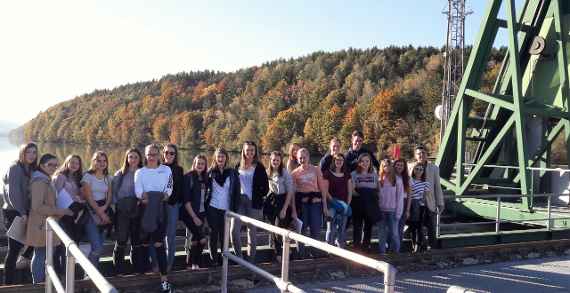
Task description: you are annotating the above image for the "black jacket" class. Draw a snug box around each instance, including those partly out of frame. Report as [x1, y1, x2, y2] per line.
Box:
[166, 164, 184, 205]
[182, 170, 207, 216]
[235, 162, 269, 210]
[205, 168, 241, 212]
[345, 147, 380, 172]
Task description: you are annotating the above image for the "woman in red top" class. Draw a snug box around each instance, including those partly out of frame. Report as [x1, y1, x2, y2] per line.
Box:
[323, 153, 352, 248]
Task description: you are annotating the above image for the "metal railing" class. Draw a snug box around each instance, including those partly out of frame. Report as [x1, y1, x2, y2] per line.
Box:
[437, 193, 570, 237]
[221, 211, 397, 293]
[46, 217, 117, 293]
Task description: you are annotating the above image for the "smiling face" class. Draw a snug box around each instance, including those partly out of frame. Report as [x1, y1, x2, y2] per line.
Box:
[359, 156, 371, 172]
[42, 158, 59, 176]
[68, 157, 81, 173]
[24, 146, 37, 165]
[163, 146, 176, 164]
[351, 135, 363, 151]
[127, 151, 141, 169]
[394, 160, 405, 175]
[215, 152, 227, 169]
[415, 148, 427, 163]
[270, 153, 282, 169]
[297, 149, 309, 166]
[330, 140, 341, 155]
[244, 144, 256, 161]
[95, 154, 108, 172]
[145, 147, 160, 168]
[333, 156, 344, 171]
[194, 157, 207, 173]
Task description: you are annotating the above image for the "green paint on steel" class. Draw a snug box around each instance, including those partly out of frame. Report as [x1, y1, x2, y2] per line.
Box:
[437, 0, 570, 230]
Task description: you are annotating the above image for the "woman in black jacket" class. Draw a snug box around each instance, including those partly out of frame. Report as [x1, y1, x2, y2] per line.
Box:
[205, 148, 240, 266]
[162, 143, 184, 272]
[181, 155, 208, 269]
[232, 141, 269, 263]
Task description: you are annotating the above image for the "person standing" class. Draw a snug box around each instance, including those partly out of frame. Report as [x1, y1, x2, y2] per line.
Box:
[162, 144, 184, 271]
[377, 158, 404, 254]
[2, 143, 37, 284]
[232, 141, 269, 263]
[181, 155, 209, 270]
[135, 144, 174, 292]
[410, 145, 445, 250]
[323, 153, 352, 248]
[393, 158, 410, 244]
[81, 151, 113, 268]
[27, 154, 73, 284]
[407, 163, 430, 253]
[205, 148, 241, 266]
[111, 148, 143, 274]
[286, 143, 301, 173]
[350, 153, 379, 252]
[345, 131, 380, 172]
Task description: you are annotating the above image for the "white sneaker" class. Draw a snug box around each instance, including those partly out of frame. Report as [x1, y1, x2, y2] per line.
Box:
[161, 281, 173, 293]
[15, 256, 31, 269]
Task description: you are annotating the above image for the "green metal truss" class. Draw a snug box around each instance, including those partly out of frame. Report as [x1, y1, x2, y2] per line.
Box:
[437, 0, 570, 217]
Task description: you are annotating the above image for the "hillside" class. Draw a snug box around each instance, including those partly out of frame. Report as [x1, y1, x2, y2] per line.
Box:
[18, 46, 503, 157]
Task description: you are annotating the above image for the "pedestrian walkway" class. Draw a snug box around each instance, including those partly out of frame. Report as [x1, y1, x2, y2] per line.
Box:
[247, 255, 570, 292]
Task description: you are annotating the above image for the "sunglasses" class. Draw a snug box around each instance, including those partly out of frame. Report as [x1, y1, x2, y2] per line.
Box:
[414, 167, 424, 171]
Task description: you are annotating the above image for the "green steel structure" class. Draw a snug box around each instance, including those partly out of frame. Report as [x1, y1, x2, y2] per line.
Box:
[437, 0, 570, 230]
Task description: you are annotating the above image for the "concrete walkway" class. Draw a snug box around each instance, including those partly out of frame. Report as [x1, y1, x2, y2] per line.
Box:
[247, 255, 570, 292]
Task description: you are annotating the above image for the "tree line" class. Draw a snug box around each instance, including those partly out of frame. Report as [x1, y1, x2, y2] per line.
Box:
[16, 46, 504, 158]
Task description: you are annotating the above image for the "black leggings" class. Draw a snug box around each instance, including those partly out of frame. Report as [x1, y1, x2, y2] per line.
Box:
[3, 209, 33, 285]
[206, 207, 226, 265]
[113, 210, 143, 273]
[139, 204, 168, 276]
[351, 196, 373, 249]
[182, 212, 206, 266]
[271, 195, 292, 255]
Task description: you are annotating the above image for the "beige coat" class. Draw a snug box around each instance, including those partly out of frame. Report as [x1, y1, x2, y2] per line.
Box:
[409, 162, 445, 213]
[26, 174, 66, 247]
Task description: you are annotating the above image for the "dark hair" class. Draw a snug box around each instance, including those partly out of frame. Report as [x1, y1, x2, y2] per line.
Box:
[87, 151, 109, 176]
[329, 153, 348, 174]
[267, 151, 284, 177]
[54, 154, 83, 187]
[393, 158, 410, 193]
[351, 130, 364, 138]
[240, 141, 258, 168]
[163, 143, 179, 166]
[119, 148, 143, 175]
[38, 153, 57, 176]
[17, 142, 38, 176]
[144, 144, 162, 166]
[209, 147, 229, 171]
[415, 144, 426, 151]
[412, 163, 427, 181]
[191, 154, 208, 179]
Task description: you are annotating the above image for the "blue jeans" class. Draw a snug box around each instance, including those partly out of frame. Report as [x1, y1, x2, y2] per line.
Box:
[378, 211, 400, 254]
[85, 216, 105, 267]
[301, 202, 323, 240]
[326, 199, 351, 247]
[31, 247, 46, 284]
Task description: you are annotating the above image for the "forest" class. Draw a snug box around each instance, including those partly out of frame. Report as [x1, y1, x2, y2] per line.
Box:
[16, 46, 504, 158]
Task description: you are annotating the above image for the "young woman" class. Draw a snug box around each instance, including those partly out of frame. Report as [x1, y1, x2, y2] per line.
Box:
[286, 143, 300, 173]
[319, 137, 342, 172]
[266, 151, 297, 261]
[408, 164, 430, 253]
[350, 153, 379, 252]
[81, 151, 113, 268]
[134, 144, 173, 292]
[205, 148, 240, 266]
[26, 154, 73, 284]
[181, 155, 209, 270]
[111, 148, 143, 274]
[232, 141, 268, 262]
[162, 144, 184, 271]
[53, 155, 84, 239]
[393, 159, 410, 244]
[2, 143, 37, 284]
[291, 148, 329, 253]
[378, 158, 405, 254]
[323, 153, 352, 248]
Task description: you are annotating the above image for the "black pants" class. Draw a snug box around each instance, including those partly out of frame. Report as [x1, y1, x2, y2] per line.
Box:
[270, 194, 293, 255]
[423, 208, 438, 249]
[3, 209, 33, 285]
[351, 197, 372, 249]
[113, 210, 143, 274]
[139, 203, 168, 276]
[182, 212, 206, 267]
[206, 207, 226, 265]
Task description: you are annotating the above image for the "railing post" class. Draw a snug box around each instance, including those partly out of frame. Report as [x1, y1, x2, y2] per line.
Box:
[65, 246, 76, 293]
[495, 196, 501, 234]
[281, 234, 291, 293]
[436, 211, 441, 238]
[46, 221, 54, 293]
[547, 194, 552, 231]
[384, 263, 396, 293]
[221, 213, 231, 293]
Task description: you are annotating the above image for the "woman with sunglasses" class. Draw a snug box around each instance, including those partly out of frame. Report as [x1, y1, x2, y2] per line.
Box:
[162, 144, 184, 271]
[26, 154, 73, 283]
[408, 164, 430, 253]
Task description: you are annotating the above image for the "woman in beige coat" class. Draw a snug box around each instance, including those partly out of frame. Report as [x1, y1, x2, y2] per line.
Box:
[26, 153, 72, 284]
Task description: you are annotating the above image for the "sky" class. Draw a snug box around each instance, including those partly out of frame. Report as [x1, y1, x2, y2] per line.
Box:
[0, 0, 503, 126]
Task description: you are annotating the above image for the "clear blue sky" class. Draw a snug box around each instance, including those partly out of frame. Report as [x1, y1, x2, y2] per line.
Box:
[0, 0, 506, 125]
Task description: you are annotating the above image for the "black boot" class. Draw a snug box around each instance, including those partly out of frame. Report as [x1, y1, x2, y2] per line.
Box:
[113, 244, 126, 275]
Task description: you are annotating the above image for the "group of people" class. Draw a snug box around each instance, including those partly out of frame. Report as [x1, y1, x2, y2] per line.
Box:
[1, 130, 445, 293]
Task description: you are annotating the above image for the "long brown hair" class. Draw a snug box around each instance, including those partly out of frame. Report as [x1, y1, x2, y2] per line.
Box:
[209, 147, 229, 171]
[162, 143, 179, 166]
[17, 142, 38, 176]
[87, 151, 109, 176]
[356, 153, 373, 174]
[329, 153, 348, 175]
[286, 143, 300, 171]
[119, 148, 143, 175]
[394, 158, 410, 193]
[379, 159, 396, 187]
[54, 154, 83, 187]
[267, 151, 284, 177]
[191, 154, 208, 179]
[240, 141, 259, 168]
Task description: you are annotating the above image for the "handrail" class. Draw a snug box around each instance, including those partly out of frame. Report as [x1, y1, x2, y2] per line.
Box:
[221, 211, 396, 293]
[46, 217, 117, 293]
